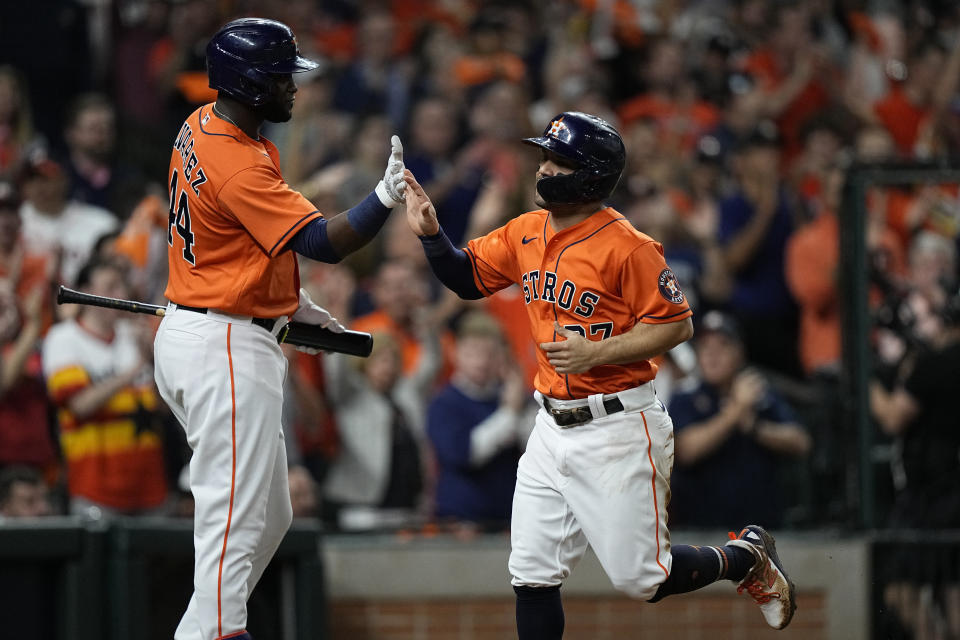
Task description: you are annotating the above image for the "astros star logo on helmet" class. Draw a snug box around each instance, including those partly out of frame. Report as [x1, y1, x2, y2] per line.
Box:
[548, 117, 567, 138]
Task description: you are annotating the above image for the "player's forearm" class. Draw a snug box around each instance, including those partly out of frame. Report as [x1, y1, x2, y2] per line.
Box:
[419, 228, 484, 300]
[323, 191, 394, 260]
[591, 318, 693, 367]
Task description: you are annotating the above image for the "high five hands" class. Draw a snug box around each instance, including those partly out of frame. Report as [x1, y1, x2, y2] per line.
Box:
[403, 170, 440, 236]
[376, 135, 407, 208]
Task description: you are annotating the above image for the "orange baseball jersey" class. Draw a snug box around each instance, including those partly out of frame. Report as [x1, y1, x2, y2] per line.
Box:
[164, 104, 323, 317]
[465, 207, 692, 399]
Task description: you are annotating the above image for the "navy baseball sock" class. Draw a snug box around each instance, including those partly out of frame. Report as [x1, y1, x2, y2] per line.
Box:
[515, 585, 564, 640]
[647, 544, 755, 602]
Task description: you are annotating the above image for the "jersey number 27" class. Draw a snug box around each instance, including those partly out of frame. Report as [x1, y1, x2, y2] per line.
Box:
[168, 169, 196, 265]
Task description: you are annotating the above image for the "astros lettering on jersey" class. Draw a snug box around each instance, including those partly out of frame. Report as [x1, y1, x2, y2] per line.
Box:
[465, 207, 691, 399]
[164, 104, 323, 317]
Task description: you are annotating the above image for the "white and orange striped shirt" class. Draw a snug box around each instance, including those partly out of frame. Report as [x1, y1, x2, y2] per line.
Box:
[41, 319, 167, 511]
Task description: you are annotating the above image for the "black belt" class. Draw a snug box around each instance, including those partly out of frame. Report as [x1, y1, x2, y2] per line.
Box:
[542, 396, 624, 428]
[174, 304, 278, 332]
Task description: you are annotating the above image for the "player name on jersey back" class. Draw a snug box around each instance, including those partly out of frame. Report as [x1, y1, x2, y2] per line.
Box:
[163, 104, 322, 318]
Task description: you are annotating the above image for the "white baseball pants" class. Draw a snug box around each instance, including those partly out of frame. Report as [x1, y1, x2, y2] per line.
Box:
[154, 305, 293, 640]
[509, 383, 674, 600]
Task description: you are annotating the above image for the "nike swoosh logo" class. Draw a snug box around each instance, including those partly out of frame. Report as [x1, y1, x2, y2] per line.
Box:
[522, 236, 538, 245]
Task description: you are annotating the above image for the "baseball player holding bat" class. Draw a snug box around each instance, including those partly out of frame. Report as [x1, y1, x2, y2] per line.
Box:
[152, 18, 407, 640]
[404, 112, 796, 637]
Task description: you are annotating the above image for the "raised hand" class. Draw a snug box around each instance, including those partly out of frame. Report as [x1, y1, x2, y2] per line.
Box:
[376, 135, 407, 208]
[403, 169, 440, 236]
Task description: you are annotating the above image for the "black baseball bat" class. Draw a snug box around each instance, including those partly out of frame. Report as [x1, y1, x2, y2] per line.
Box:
[56, 286, 373, 357]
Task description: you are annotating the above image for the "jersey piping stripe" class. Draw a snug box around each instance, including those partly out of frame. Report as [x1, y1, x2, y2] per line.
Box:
[549, 217, 629, 275]
[548, 216, 629, 399]
[267, 210, 321, 256]
[219, 630, 250, 639]
[217, 324, 239, 640]
[640, 410, 670, 580]
[641, 308, 691, 320]
[198, 108, 241, 142]
[465, 247, 496, 296]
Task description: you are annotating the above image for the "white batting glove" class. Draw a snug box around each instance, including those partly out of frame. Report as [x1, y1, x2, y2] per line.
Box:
[375, 135, 407, 208]
[291, 288, 345, 355]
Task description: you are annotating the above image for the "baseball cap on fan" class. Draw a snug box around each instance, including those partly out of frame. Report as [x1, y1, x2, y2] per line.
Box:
[698, 310, 743, 344]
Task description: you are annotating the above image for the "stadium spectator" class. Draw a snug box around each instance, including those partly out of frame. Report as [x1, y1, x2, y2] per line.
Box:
[529, 45, 601, 130]
[288, 465, 320, 520]
[856, 39, 960, 158]
[669, 311, 811, 529]
[0, 181, 58, 477]
[61, 93, 145, 218]
[321, 324, 440, 530]
[0, 65, 42, 179]
[265, 66, 353, 187]
[870, 284, 960, 640]
[427, 312, 534, 530]
[452, 9, 526, 90]
[18, 151, 117, 286]
[618, 37, 720, 155]
[0, 464, 57, 640]
[788, 113, 847, 216]
[332, 11, 412, 130]
[108, 192, 170, 304]
[0, 466, 51, 519]
[408, 20, 468, 105]
[148, 0, 221, 135]
[742, 2, 832, 161]
[41, 257, 167, 518]
[785, 153, 907, 524]
[461, 80, 534, 196]
[0, 278, 56, 475]
[0, 179, 52, 317]
[351, 257, 455, 380]
[403, 96, 484, 246]
[718, 122, 801, 378]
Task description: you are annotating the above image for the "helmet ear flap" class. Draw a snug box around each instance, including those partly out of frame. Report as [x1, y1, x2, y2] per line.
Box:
[536, 171, 592, 205]
[239, 67, 275, 106]
[536, 166, 622, 205]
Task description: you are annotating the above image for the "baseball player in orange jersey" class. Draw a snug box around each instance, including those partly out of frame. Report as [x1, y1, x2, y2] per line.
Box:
[404, 112, 797, 637]
[152, 19, 409, 640]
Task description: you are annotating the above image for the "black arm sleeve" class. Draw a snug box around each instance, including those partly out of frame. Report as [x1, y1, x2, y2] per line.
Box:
[287, 216, 341, 263]
[420, 228, 484, 300]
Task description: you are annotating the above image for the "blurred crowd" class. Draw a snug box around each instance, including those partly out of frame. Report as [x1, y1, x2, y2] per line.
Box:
[1, 0, 960, 559]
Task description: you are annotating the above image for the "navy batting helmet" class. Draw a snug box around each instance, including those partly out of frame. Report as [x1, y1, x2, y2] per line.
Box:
[207, 18, 319, 107]
[522, 112, 626, 205]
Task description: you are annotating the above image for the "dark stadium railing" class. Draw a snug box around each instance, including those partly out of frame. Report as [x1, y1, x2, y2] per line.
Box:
[839, 160, 960, 529]
[0, 518, 326, 640]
